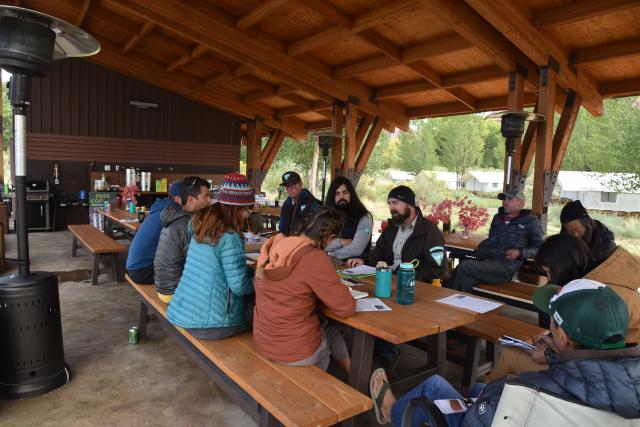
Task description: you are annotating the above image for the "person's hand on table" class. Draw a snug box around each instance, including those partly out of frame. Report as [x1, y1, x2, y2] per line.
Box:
[505, 249, 521, 260]
[346, 258, 364, 268]
[528, 333, 555, 365]
[340, 238, 353, 247]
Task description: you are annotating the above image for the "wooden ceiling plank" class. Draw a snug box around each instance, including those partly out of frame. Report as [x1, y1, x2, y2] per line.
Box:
[573, 36, 640, 64]
[407, 92, 538, 119]
[205, 72, 235, 88]
[166, 44, 208, 73]
[237, 0, 290, 30]
[307, 120, 333, 131]
[302, 0, 352, 29]
[599, 77, 640, 98]
[109, 0, 409, 130]
[358, 29, 403, 61]
[463, 0, 603, 115]
[244, 88, 277, 104]
[75, 0, 92, 27]
[333, 56, 397, 80]
[442, 65, 506, 87]
[375, 80, 436, 100]
[281, 93, 313, 110]
[275, 105, 308, 118]
[532, 0, 640, 28]
[121, 20, 155, 54]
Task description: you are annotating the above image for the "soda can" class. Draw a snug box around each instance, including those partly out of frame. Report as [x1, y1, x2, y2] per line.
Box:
[129, 326, 139, 344]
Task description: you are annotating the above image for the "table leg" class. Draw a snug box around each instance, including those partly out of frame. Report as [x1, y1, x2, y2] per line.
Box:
[427, 332, 447, 376]
[345, 330, 375, 427]
[104, 218, 113, 237]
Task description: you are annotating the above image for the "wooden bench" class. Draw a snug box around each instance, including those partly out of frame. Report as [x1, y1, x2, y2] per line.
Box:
[68, 224, 127, 285]
[473, 281, 540, 311]
[126, 276, 372, 426]
[451, 314, 548, 387]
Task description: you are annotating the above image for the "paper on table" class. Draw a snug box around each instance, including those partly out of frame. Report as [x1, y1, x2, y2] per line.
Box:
[340, 265, 376, 276]
[437, 294, 502, 314]
[120, 218, 139, 223]
[356, 298, 392, 312]
[349, 289, 369, 300]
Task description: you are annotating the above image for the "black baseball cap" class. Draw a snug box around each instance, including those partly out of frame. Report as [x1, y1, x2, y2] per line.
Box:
[280, 171, 302, 187]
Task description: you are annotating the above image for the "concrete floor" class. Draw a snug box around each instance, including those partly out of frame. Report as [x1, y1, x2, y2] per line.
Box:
[0, 231, 256, 427]
[0, 230, 538, 426]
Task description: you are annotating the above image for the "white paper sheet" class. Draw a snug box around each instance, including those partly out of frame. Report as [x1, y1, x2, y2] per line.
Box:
[437, 294, 502, 313]
[341, 265, 377, 276]
[356, 298, 392, 312]
[349, 289, 369, 300]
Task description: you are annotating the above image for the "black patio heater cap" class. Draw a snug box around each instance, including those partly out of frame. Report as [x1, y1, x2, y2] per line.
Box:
[0, 6, 99, 399]
[486, 111, 545, 188]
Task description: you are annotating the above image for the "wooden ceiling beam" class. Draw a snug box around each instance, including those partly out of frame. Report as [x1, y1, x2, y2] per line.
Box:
[334, 34, 471, 79]
[302, 0, 352, 29]
[275, 105, 307, 118]
[599, 76, 640, 98]
[573, 36, 640, 65]
[288, 0, 418, 56]
[442, 65, 506, 87]
[306, 120, 333, 131]
[237, 0, 289, 30]
[463, 0, 604, 115]
[244, 88, 277, 104]
[375, 80, 437, 100]
[407, 92, 537, 119]
[75, 0, 92, 27]
[91, 37, 307, 137]
[166, 44, 208, 73]
[532, 0, 640, 28]
[121, 20, 155, 54]
[106, 0, 410, 131]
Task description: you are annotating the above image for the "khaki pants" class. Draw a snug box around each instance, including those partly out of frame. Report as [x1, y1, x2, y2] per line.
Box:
[485, 347, 547, 383]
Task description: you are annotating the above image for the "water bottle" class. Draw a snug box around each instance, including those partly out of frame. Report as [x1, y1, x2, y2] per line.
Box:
[375, 261, 392, 298]
[397, 262, 416, 305]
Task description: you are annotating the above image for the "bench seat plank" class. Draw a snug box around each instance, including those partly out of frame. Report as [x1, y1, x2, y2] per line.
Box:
[474, 281, 539, 303]
[68, 224, 127, 254]
[129, 280, 354, 427]
[457, 313, 548, 343]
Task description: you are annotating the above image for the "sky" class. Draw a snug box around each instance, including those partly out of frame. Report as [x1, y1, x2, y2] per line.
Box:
[2, 69, 10, 82]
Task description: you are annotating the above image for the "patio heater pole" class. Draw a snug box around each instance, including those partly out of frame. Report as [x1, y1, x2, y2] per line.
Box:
[318, 134, 333, 202]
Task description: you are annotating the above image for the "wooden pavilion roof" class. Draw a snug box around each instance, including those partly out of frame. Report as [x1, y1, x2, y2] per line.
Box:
[5, 0, 640, 139]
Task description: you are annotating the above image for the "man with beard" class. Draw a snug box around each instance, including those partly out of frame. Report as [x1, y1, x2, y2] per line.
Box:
[560, 200, 616, 270]
[445, 188, 544, 292]
[346, 185, 446, 283]
[324, 177, 373, 259]
[278, 171, 321, 236]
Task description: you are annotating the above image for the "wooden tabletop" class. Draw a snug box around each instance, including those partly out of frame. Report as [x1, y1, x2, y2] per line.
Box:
[98, 208, 140, 232]
[444, 232, 486, 251]
[257, 206, 281, 217]
[322, 276, 503, 344]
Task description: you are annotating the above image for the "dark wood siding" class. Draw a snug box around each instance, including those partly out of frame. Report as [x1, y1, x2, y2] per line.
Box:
[28, 59, 241, 146]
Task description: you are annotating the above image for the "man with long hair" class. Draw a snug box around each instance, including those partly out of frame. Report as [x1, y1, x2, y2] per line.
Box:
[323, 176, 373, 259]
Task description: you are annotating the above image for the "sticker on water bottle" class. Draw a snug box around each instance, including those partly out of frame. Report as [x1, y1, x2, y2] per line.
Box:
[407, 278, 415, 293]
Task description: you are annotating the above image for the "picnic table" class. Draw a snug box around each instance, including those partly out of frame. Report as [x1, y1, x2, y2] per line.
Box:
[444, 232, 485, 259]
[322, 274, 503, 424]
[99, 208, 140, 236]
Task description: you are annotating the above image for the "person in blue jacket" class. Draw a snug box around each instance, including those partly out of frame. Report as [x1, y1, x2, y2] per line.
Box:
[167, 173, 256, 340]
[125, 181, 183, 284]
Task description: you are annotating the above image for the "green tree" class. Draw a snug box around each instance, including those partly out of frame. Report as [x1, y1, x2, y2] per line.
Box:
[435, 115, 487, 179]
[481, 122, 503, 169]
[2, 80, 11, 151]
[395, 120, 438, 173]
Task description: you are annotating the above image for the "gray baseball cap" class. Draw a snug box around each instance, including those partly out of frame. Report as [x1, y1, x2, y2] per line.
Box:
[498, 188, 525, 202]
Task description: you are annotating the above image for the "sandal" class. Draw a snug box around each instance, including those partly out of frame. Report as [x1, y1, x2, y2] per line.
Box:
[370, 368, 390, 424]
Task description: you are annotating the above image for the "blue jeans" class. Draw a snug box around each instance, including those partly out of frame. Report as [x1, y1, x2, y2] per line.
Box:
[390, 375, 486, 427]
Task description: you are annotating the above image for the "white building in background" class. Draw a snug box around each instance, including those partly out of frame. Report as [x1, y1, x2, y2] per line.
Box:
[556, 171, 640, 213]
[462, 171, 504, 193]
[428, 171, 459, 189]
[389, 170, 416, 182]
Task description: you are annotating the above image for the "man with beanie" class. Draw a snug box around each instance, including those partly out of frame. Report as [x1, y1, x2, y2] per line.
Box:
[561, 200, 616, 269]
[369, 279, 640, 426]
[154, 176, 211, 302]
[278, 171, 321, 235]
[347, 185, 446, 283]
[446, 188, 544, 292]
[126, 181, 184, 284]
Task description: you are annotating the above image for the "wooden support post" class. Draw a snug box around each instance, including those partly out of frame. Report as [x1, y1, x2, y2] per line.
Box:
[258, 129, 286, 188]
[551, 90, 582, 174]
[504, 69, 525, 191]
[353, 117, 384, 186]
[331, 102, 344, 179]
[532, 65, 557, 231]
[343, 101, 358, 180]
[516, 119, 537, 189]
[355, 116, 373, 151]
[246, 118, 262, 189]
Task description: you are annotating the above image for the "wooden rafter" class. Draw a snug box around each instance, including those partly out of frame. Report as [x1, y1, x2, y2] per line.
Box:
[121, 20, 155, 54]
[288, 0, 418, 56]
[463, 0, 604, 116]
[334, 34, 470, 79]
[237, 0, 289, 30]
[532, 0, 640, 28]
[166, 44, 208, 73]
[106, 0, 410, 130]
[573, 36, 640, 65]
[355, 117, 384, 174]
[407, 92, 537, 119]
[75, 0, 92, 27]
[599, 77, 640, 98]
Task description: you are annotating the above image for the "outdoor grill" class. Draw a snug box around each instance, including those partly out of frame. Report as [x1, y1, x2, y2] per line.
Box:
[25, 180, 51, 231]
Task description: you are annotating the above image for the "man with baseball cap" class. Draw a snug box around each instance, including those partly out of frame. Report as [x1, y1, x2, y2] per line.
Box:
[445, 188, 544, 292]
[278, 171, 321, 235]
[347, 185, 446, 283]
[372, 278, 640, 426]
[126, 181, 185, 285]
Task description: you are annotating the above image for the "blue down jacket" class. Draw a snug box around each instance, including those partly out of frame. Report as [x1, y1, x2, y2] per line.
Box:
[167, 231, 254, 330]
[476, 208, 544, 269]
[463, 345, 640, 426]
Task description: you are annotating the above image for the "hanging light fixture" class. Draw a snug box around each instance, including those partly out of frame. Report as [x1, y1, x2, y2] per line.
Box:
[0, 5, 100, 399]
[486, 111, 545, 189]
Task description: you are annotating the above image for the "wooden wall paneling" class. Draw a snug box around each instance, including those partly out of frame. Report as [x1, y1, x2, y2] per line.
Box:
[532, 65, 557, 230]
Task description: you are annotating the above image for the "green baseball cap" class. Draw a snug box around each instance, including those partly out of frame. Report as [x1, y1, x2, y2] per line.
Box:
[533, 279, 628, 350]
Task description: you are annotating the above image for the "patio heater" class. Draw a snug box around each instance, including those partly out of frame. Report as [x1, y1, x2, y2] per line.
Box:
[316, 132, 339, 202]
[0, 6, 100, 399]
[487, 111, 545, 189]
